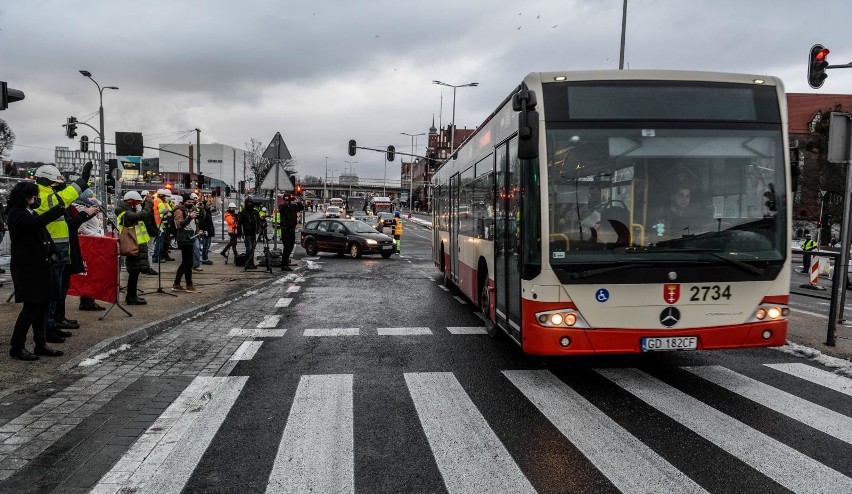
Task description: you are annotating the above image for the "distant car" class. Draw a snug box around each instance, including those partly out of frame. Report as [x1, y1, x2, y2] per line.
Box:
[301, 219, 395, 258]
[325, 206, 341, 218]
[350, 210, 369, 222]
[375, 212, 395, 231]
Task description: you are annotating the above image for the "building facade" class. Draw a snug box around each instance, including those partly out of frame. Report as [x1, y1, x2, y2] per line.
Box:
[406, 120, 475, 211]
[158, 143, 248, 189]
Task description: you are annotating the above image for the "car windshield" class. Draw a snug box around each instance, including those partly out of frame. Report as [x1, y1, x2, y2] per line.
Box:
[344, 221, 380, 233]
[328, 206, 339, 212]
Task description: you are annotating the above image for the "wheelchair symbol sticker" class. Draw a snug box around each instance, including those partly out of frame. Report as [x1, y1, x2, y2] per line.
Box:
[595, 288, 610, 303]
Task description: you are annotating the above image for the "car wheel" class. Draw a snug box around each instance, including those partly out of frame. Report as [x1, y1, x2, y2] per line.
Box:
[481, 277, 499, 339]
[381, 252, 392, 259]
[349, 242, 362, 259]
[304, 239, 318, 256]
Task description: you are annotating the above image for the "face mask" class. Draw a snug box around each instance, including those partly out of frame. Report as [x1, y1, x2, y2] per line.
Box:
[135, 204, 142, 212]
[31, 197, 41, 209]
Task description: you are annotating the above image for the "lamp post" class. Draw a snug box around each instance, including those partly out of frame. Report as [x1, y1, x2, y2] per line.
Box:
[79, 70, 118, 206]
[401, 132, 425, 215]
[432, 80, 478, 152]
[324, 156, 329, 203]
[344, 160, 357, 199]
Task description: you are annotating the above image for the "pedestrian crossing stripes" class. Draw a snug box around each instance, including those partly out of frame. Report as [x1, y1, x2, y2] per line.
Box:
[91, 376, 248, 493]
[377, 327, 432, 335]
[304, 327, 360, 337]
[274, 297, 292, 308]
[446, 326, 487, 335]
[765, 362, 852, 397]
[229, 341, 264, 361]
[228, 328, 287, 338]
[453, 295, 468, 305]
[10, 364, 852, 493]
[286, 285, 301, 293]
[597, 367, 852, 493]
[256, 315, 281, 328]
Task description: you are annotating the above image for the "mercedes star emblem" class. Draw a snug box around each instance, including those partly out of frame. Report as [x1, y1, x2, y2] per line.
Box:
[660, 307, 681, 327]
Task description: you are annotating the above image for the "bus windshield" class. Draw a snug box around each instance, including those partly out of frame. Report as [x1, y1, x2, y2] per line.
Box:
[546, 125, 787, 268]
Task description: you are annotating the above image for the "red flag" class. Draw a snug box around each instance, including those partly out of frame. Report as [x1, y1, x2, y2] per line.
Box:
[68, 235, 119, 303]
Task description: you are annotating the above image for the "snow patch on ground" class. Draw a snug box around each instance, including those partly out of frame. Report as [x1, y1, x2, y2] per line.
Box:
[772, 341, 852, 377]
[305, 260, 322, 271]
[78, 344, 132, 367]
[273, 273, 301, 285]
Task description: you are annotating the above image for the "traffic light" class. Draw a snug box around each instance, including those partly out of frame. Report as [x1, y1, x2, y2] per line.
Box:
[80, 135, 89, 153]
[27, 168, 35, 179]
[386, 145, 395, 162]
[225, 185, 231, 196]
[348, 139, 357, 156]
[65, 116, 77, 139]
[215, 186, 222, 196]
[197, 173, 206, 188]
[295, 183, 303, 195]
[183, 173, 191, 189]
[808, 44, 830, 89]
[106, 159, 117, 191]
[0, 81, 24, 111]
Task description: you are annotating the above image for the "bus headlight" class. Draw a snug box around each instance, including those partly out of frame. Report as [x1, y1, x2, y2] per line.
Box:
[535, 309, 589, 328]
[749, 304, 788, 323]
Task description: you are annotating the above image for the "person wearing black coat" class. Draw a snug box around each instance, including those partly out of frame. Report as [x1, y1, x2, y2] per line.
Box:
[6, 181, 67, 361]
[237, 198, 260, 269]
[199, 200, 215, 265]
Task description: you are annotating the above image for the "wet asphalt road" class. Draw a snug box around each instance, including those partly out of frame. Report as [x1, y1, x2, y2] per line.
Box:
[3, 214, 851, 493]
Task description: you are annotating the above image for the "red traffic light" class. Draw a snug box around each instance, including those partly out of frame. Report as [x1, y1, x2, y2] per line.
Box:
[808, 44, 830, 89]
[295, 183, 303, 195]
[815, 48, 829, 61]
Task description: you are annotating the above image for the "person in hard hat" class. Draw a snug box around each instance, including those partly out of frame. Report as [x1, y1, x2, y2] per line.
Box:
[802, 232, 818, 273]
[33, 162, 93, 340]
[221, 202, 239, 260]
[115, 191, 154, 304]
[152, 188, 175, 263]
[393, 210, 403, 254]
[188, 192, 204, 272]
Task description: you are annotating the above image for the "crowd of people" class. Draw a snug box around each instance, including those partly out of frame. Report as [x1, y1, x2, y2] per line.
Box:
[3, 164, 305, 361]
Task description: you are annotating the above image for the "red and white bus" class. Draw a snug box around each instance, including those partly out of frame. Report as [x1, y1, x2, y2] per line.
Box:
[432, 70, 791, 355]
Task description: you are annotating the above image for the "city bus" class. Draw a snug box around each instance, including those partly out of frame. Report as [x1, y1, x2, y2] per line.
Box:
[330, 197, 344, 212]
[370, 196, 394, 215]
[432, 70, 791, 355]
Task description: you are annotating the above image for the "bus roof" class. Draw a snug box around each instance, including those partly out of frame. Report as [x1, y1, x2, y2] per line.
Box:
[371, 196, 392, 203]
[529, 70, 782, 88]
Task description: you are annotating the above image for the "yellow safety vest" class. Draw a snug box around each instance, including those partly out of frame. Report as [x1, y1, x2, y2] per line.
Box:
[35, 182, 81, 243]
[117, 211, 151, 245]
[394, 218, 403, 236]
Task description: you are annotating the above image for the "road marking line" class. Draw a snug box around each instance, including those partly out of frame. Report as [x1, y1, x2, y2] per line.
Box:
[791, 308, 828, 319]
[266, 374, 353, 494]
[229, 341, 264, 361]
[304, 328, 360, 337]
[685, 365, 852, 445]
[453, 296, 467, 305]
[597, 367, 852, 493]
[446, 326, 488, 335]
[438, 285, 449, 292]
[286, 285, 301, 293]
[377, 327, 433, 336]
[764, 363, 852, 397]
[404, 372, 536, 494]
[229, 329, 287, 338]
[275, 297, 293, 308]
[257, 315, 281, 328]
[505, 370, 706, 494]
[91, 376, 248, 494]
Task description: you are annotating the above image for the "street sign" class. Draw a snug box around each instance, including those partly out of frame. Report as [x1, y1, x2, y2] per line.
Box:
[828, 112, 852, 164]
[262, 132, 292, 161]
[259, 162, 295, 191]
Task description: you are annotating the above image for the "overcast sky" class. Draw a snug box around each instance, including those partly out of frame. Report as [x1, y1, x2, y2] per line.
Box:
[3, 0, 852, 183]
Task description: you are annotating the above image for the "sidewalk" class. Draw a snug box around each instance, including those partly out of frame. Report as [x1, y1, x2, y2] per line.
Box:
[0, 237, 292, 393]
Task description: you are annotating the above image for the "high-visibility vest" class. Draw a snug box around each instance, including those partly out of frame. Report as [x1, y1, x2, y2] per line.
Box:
[154, 197, 164, 225]
[117, 211, 151, 245]
[394, 217, 403, 236]
[35, 182, 80, 244]
[274, 212, 281, 235]
[225, 211, 238, 233]
[803, 239, 818, 251]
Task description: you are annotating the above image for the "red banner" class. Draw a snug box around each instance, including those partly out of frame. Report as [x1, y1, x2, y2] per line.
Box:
[68, 235, 119, 303]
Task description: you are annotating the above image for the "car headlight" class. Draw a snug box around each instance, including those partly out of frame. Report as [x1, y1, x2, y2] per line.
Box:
[366, 239, 378, 245]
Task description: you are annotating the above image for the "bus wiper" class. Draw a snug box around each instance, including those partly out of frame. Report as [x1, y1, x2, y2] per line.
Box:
[630, 248, 765, 275]
[564, 263, 647, 280]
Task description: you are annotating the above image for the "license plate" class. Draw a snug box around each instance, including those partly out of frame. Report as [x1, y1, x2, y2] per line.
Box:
[641, 336, 698, 352]
[382, 245, 393, 250]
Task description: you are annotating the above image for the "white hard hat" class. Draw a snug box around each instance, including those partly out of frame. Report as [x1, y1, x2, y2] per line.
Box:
[123, 190, 143, 201]
[261, 207, 267, 212]
[140, 190, 149, 196]
[34, 165, 64, 183]
[228, 202, 237, 208]
[156, 188, 169, 196]
[190, 192, 199, 199]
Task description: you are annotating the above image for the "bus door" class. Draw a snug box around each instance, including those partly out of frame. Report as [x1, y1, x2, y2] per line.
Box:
[450, 173, 460, 282]
[495, 139, 523, 339]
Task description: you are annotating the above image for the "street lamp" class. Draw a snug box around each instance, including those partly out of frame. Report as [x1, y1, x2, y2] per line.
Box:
[344, 160, 357, 198]
[432, 80, 478, 152]
[401, 132, 425, 214]
[79, 70, 118, 206]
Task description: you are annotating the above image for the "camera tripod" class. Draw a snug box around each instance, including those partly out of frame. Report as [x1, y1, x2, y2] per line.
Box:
[255, 226, 273, 274]
[150, 227, 177, 298]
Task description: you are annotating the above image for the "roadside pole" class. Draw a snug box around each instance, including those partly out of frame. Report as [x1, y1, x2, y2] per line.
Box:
[825, 112, 852, 345]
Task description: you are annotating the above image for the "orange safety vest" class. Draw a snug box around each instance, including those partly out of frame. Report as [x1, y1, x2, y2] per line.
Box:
[225, 210, 238, 233]
[154, 197, 163, 226]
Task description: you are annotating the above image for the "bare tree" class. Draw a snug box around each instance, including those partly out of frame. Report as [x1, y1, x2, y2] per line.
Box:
[0, 119, 15, 158]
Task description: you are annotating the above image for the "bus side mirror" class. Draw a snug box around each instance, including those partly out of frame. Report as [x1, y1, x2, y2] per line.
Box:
[514, 89, 539, 160]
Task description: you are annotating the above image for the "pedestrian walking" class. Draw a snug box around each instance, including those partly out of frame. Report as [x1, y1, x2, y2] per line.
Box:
[220, 202, 239, 260]
[6, 181, 67, 360]
[277, 194, 304, 271]
[116, 191, 154, 305]
[172, 193, 202, 292]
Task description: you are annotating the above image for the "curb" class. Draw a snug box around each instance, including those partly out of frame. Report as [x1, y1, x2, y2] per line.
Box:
[57, 271, 284, 373]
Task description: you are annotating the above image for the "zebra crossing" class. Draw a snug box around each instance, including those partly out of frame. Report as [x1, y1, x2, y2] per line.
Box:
[78, 361, 851, 494]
